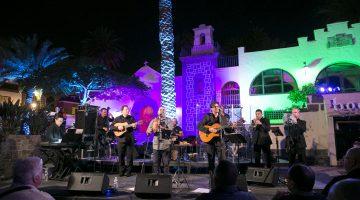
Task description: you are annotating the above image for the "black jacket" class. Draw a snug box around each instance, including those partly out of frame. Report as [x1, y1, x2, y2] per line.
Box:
[284, 119, 307, 149]
[111, 115, 136, 144]
[250, 117, 272, 145]
[45, 123, 64, 143]
[97, 116, 114, 130]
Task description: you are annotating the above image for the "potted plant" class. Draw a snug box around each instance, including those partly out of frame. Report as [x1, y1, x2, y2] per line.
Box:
[287, 83, 316, 109]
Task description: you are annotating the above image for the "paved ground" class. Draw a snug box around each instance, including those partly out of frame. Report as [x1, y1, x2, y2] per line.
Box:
[0, 165, 345, 200]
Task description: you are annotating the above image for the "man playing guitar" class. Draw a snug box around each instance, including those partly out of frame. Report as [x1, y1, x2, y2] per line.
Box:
[111, 105, 137, 177]
[198, 101, 235, 189]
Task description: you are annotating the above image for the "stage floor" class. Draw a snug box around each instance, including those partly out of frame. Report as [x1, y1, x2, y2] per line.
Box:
[0, 166, 345, 200]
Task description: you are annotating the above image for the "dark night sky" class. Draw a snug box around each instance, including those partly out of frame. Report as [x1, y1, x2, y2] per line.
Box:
[0, 0, 329, 75]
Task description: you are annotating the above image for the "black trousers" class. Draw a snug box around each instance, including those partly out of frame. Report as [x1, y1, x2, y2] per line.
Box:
[254, 144, 272, 168]
[118, 142, 134, 174]
[153, 149, 171, 174]
[288, 148, 306, 166]
[97, 132, 107, 157]
[206, 140, 226, 173]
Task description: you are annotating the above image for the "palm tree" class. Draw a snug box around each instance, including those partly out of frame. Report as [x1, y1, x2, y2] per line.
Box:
[318, 0, 360, 23]
[0, 34, 69, 103]
[159, 0, 176, 119]
[81, 27, 124, 70]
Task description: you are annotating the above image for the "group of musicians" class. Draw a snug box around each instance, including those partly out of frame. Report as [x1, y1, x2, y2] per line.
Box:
[45, 101, 307, 178]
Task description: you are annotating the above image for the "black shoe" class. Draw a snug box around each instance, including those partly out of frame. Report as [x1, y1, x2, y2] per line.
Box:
[119, 172, 125, 177]
[125, 172, 131, 177]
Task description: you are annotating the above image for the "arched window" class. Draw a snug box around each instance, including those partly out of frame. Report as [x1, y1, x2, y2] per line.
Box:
[221, 81, 240, 106]
[250, 69, 297, 95]
[316, 63, 360, 93]
[200, 33, 206, 45]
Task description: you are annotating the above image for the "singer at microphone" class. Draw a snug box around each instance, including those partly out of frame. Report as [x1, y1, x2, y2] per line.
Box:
[146, 107, 174, 174]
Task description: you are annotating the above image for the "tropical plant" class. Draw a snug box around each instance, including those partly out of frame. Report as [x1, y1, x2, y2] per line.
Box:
[27, 108, 50, 135]
[318, 0, 360, 23]
[0, 99, 27, 140]
[60, 57, 118, 105]
[288, 83, 316, 108]
[221, 26, 287, 55]
[0, 34, 69, 103]
[81, 27, 124, 70]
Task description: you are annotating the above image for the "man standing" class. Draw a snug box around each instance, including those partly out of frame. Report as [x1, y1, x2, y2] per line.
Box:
[45, 114, 65, 143]
[112, 105, 136, 177]
[146, 107, 173, 174]
[250, 109, 272, 168]
[97, 108, 114, 157]
[198, 101, 233, 188]
[0, 157, 55, 200]
[284, 108, 307, 166]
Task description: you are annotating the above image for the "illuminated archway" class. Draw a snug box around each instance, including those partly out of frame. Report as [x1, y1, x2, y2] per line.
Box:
[250, 69, 298, 95]
[315, 63, 360, 93]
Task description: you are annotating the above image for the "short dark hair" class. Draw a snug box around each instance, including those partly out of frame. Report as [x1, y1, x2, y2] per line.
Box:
[255, 109, 262, 113]
[214, 160, 238, 187]
[121, 105, 129, 111]
[54, 114, 63, 120]
[288, 164, 315, 192]
[210, 101, 219, 108]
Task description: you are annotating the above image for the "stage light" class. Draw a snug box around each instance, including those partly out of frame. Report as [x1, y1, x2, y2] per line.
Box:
[30, 102, 37, 110]
[327, 87, 333, 92]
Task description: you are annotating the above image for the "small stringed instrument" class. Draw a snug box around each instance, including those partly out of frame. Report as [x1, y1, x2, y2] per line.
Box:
[198, 123, 224, 143]
[113, 120, 143, 137]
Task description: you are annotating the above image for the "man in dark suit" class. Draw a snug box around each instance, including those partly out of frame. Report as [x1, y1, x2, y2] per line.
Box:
[284, 108, 307, 166]
[250, 109, 272, 168]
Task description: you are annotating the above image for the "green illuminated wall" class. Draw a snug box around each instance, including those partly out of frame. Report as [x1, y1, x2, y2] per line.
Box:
[215, 21, 360, 122]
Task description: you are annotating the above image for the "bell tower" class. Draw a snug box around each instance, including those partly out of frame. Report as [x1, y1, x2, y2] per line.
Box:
[180, 24, 219, 136]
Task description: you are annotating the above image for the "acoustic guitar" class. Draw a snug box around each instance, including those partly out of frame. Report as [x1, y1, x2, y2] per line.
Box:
[198, 123, 224, 143]
[113, 120, 143, 137]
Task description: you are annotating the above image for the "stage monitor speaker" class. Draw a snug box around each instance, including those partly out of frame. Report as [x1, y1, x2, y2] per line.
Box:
[246, 167, 279, 186]
[75, 106, 97, 135]
[67, 172, 109, 193]
[135, 174, 172, 198]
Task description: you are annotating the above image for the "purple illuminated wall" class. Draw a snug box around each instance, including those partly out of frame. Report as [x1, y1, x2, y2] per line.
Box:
[180, 53, 219, 136]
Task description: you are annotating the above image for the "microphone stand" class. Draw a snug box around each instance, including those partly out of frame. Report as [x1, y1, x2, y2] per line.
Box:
[157, 116, 163, 174]
[141, 134, 150, 174]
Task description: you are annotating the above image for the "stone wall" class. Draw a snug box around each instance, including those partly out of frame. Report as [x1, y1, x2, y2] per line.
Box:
[0, 135, 42, 179]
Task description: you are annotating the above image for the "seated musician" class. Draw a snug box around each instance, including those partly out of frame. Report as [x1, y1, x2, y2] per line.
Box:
[171, 118, 183, 144]
[45, 114, 65, 143]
